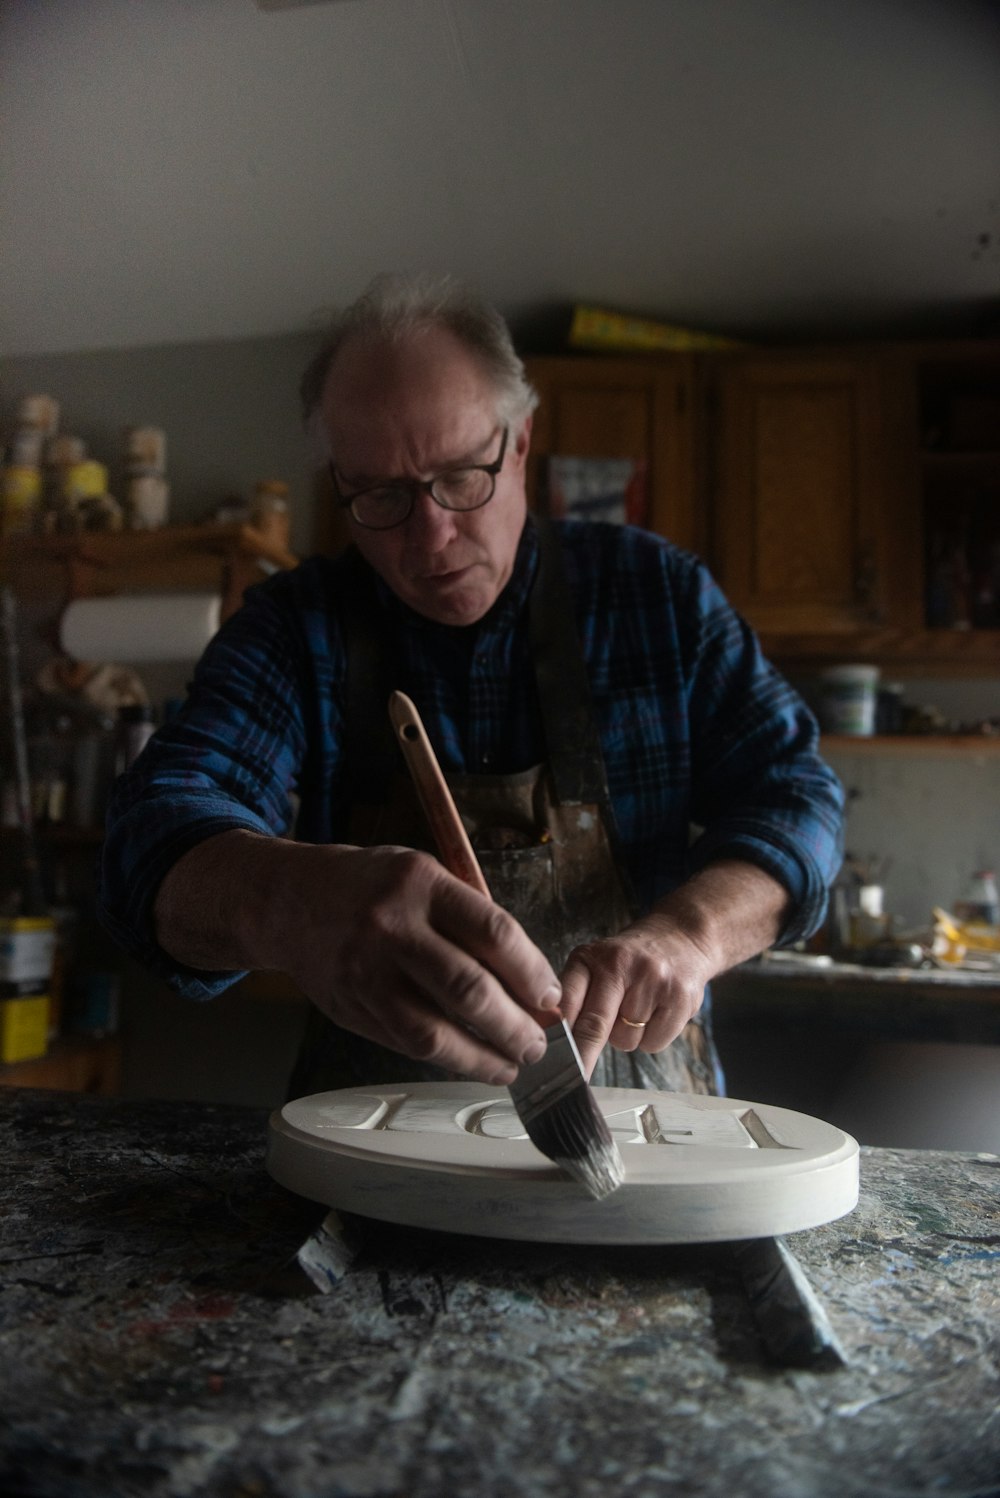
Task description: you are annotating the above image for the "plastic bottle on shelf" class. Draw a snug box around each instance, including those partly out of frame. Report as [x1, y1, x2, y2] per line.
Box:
[954, 871, 1000, 927]
[121, 425, 170, 530]
[0, 394, 59, 537]
[849, 883, 889, 949]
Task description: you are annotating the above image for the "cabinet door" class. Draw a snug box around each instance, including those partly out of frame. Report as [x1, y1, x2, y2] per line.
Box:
[525, 356, 701, 553]
[712, 357, 893, 632]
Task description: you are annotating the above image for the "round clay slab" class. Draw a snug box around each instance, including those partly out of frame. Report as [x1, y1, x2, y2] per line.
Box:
[267, 1083, 859, 1244]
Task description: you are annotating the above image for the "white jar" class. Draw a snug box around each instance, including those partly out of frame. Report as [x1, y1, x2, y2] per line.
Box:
[125, 473, 170, 529]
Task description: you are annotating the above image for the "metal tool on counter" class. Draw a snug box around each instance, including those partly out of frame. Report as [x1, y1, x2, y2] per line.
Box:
[388, 689, 624, 1201]
[731, 1236, 848, 1369]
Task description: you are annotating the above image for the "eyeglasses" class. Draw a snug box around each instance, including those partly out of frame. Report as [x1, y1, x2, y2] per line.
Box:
[330, 426, 509, 531]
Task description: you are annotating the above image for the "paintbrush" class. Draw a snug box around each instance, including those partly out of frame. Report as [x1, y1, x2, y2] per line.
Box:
[388, 690, 624, 1200]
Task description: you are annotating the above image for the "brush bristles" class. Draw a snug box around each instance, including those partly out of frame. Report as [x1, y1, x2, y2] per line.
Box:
[508, 1018, 625, 1198]
[521, 1084, 626, 1201]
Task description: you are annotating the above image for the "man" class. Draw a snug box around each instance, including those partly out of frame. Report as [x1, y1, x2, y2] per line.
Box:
[98, 274, 844, 1098]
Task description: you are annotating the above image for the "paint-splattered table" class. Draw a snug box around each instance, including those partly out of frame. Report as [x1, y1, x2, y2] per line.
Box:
[1, 1088, 997, 1498]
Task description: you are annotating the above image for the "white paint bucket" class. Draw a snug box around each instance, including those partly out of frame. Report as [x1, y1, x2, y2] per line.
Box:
[819, 664, 880, 736]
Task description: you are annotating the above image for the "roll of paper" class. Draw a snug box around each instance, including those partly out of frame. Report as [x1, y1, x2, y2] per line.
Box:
[60, 592, 221, 663]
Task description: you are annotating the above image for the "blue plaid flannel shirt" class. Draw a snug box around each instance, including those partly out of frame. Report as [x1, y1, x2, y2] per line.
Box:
[98, 518, 844, 998]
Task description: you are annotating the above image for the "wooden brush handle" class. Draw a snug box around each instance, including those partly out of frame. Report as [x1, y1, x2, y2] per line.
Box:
[388, 691, 492, 900]
[389, 690, 561, 1031]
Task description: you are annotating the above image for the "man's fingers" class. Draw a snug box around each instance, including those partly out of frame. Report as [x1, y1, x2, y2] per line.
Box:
[394, 933, 549, 1071]
[557, 956, 590, 1032]
[559, 946, 625, 1073]
[560, 930, 709, 1075]
[292, 846, 562, 1082]
[431, 875, 563, 1015]
[375, 879, 554, 1069]
[611, 1004, 685, 1053]
[348, 986, 526, 1085]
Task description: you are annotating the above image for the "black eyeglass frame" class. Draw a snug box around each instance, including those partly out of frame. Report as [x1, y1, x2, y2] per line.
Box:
[329, 426, 509, 531]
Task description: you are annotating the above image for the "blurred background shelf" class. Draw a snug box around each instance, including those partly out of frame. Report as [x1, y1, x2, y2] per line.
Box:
[0, 1035, 122, 1095]
[0, 520, 297, 620]
[821, 734, 1000, 756]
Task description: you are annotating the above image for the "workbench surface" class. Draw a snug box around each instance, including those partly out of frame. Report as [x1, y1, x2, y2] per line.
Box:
[1, 1089, 997, 1498]
[714, 955, 1000, 1045]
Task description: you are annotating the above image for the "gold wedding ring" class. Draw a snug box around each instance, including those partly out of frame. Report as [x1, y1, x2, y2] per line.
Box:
[619, 1015, 648, 1029]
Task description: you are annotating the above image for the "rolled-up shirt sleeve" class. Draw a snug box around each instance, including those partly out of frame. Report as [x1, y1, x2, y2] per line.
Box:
[681, 561, 845, 945]
[554, 523, 845, 947]
[97, 580, 318, 998]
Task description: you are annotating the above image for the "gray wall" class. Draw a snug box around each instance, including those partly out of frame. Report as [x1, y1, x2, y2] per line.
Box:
[825, 739, 1000, 933]
[4, 0, 999, 356]
[0, 331, 323, 554]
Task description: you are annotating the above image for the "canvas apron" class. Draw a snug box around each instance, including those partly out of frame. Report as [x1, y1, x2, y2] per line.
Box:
[287, 524, 718, 1100]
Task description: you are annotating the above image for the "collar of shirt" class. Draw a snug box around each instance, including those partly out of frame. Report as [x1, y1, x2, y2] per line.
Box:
[366, 515, 540, 646]
[356, 517, 542, 775]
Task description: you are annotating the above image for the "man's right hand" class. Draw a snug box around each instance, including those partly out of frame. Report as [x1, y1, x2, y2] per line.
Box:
[154, 830, 563, 1084]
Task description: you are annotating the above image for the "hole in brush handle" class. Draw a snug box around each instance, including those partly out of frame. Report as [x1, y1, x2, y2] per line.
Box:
[389, 691, 492, 900]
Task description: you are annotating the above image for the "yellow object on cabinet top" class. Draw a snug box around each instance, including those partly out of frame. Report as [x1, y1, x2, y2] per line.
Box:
[568, 305, 747, 353]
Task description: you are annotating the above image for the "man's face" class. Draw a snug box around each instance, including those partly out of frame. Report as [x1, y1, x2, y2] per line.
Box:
[319, 326, 531, 627]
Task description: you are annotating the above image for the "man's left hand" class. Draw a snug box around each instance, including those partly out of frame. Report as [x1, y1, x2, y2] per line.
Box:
[558, 914, 714, 1077]
[557, 860, 791, 1077]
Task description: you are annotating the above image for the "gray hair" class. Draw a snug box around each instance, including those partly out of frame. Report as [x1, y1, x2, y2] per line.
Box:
[300, 273, 539, 441]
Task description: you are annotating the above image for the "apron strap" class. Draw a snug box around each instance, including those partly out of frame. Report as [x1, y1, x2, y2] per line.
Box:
[531, 518, 610, 807]
[340, 549, 400, 807]
[532, 520, 641, 919]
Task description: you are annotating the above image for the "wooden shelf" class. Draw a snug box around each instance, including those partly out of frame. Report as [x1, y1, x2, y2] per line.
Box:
[1, 520, 298, 619]
[3, 521, 296, 571]
[766, 626, 1000, 676]
[0, 1035, 122, 1094]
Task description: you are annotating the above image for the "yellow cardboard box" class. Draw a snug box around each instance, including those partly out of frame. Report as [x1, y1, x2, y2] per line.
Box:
[1, 994, 50, 1064]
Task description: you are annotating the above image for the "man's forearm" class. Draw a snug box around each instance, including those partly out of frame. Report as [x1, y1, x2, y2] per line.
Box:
[649, 858, 791, 978]
[152, 829, 561, 1085]
[153, 829, 331, 974]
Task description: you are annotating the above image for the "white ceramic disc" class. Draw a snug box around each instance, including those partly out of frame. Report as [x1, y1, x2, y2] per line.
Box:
[267, 1083, 859, 1244]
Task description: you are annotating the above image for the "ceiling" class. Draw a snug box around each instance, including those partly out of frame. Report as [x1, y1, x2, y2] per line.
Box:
[1, 0, 998, 358]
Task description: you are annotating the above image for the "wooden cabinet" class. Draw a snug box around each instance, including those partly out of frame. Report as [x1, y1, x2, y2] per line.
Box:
[525, 355, 703, 553]
[708, 343, 1000, 674]
[710, 353, 912, 634]
[525, 344, 1000, 674]
[909, 344, 1000, 628]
